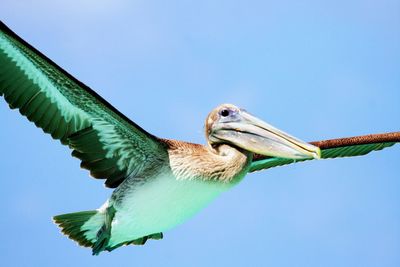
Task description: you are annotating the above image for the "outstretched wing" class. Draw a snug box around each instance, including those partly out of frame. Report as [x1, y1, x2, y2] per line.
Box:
[0, 21, 167, 188]
[250, 132, 400, 172]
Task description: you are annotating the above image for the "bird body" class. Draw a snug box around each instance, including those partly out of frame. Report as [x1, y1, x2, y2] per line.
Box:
[82, 141, 249, 252]
[104, 166, 231, 247]
[1, 21, 399, 255]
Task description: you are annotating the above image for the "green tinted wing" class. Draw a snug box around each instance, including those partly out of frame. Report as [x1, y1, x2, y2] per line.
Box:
[0, 21, 167, 188]
[250, 133, 400, 173]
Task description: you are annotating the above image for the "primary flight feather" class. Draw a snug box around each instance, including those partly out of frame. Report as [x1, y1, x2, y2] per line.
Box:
[0, 21, 399, 255]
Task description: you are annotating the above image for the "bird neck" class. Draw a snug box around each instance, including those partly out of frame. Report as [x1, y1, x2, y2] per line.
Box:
[167, 142, 253, 183]
[210, 144, 253, 183]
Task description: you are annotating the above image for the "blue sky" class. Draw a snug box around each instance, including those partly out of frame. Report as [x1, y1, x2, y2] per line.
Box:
[1, 1, 399, 266]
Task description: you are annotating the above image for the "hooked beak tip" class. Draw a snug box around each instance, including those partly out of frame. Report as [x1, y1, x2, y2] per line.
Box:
[312, 147, 321, 159]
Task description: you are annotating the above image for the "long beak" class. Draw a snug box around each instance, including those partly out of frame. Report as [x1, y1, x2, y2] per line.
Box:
[212, 111, 321, 159]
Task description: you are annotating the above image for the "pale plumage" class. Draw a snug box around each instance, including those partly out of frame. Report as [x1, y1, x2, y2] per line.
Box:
[1, 21, 399, 254]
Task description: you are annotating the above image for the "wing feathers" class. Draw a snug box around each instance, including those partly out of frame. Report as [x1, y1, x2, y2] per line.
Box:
[0, 21, 167, 188]
[310, 132, 400, 149]
[250, 132, 399, 172]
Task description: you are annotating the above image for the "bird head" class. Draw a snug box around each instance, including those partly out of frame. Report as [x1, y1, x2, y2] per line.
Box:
[205, 104, 321, 159]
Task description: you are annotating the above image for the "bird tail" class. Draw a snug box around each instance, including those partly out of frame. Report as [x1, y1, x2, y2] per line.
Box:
[53, 210, 104, 251]
[53, 207, 165, 254]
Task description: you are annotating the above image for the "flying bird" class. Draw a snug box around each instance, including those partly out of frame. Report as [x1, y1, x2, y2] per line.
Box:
[1, 21, 399, 255]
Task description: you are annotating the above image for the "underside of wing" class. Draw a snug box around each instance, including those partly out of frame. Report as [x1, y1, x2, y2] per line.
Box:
[0, 21, 167, 188]
[250, 132, 400, 173]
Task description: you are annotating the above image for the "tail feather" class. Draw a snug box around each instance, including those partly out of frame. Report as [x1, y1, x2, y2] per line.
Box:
[54, 209, 165, 254]
[53, 210, 100, 248]
[106, 232, 164, 252]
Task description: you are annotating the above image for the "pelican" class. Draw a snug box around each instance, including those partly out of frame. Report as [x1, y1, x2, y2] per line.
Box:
[1, 21, 399, 255]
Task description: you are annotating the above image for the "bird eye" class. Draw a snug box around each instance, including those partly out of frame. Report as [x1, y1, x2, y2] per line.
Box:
[220, 109, 230, 117]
